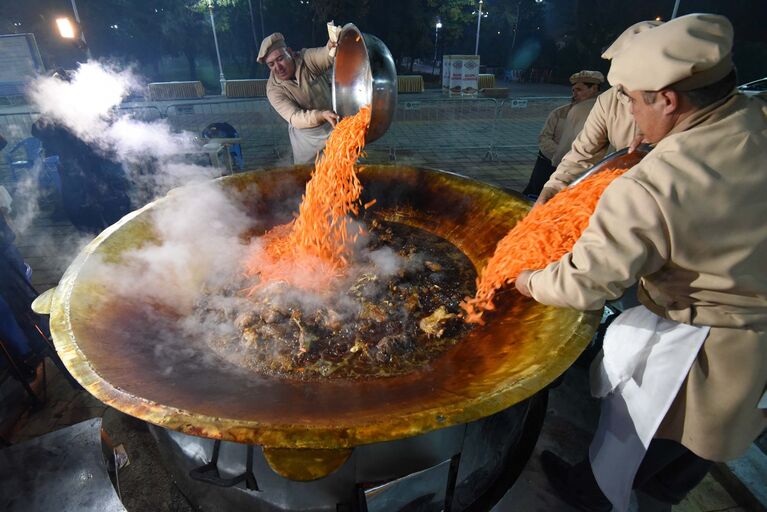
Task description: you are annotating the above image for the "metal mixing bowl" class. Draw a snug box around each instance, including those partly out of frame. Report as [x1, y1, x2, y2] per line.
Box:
[332, 24, 397, 142]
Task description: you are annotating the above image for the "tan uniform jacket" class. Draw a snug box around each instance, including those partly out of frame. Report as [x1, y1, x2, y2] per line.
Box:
[538, 103, 570, 161]
[528, 92, 767, 461]
[544, 87, 639, 191]
[551, 97, 597, 166]
[266, 45, 333, 129]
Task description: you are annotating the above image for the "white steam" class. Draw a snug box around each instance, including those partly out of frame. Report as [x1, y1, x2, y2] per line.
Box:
[27, 62, 141, 141]
[26, 61, 202, 206]
[93, 182, 253, 311]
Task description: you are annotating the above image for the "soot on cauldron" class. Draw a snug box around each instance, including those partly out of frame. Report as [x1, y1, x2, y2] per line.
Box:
[194, 217, 475, 380]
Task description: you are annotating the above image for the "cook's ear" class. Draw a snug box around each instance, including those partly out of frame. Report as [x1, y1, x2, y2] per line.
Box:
[658, 89, 681, 115]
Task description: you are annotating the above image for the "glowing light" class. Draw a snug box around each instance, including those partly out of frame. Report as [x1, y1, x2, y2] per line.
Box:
[57, 17, 76, 39]
[655, 16, 663, 20]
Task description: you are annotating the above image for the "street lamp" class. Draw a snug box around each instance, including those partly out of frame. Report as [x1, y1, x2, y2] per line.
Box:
[432, 20, 442, 75]
[247, 0, 259, 47]
[57, 0, 93, 59]
[56, 18, 77, 39]
[206, 0, 227, 96]
[671, 0, 681, 18]
[473, 0, 489, 56]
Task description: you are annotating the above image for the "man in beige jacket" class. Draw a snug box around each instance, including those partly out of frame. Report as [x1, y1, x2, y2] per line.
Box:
[516, 13, 767, 511]
[535, 20, 663, 205]
[259, 33, 339, 164]
[522, 70, 604, 197]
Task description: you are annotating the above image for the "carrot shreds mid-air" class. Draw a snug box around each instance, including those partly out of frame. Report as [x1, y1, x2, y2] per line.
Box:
[461, 169, 628, 324]
[244, 106, 372, 292]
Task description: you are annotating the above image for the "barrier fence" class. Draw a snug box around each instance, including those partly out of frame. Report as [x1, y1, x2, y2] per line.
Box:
[1, 95, 569, 186]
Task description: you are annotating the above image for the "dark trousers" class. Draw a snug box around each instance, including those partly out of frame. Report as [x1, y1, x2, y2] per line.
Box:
[522, 152, 556, 197]
[572, 439, 713, 506]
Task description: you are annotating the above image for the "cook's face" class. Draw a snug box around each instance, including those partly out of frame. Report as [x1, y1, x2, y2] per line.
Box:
[624, 88, 674, 144]
[572, 82, 597, 102]
[265, 48, 295, 81]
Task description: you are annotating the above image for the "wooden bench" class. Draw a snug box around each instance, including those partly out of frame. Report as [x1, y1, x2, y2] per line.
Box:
[147, 81, 204, 100]
[478, 73, 496, 90]
[397, 75, 424, 94]
[224, 79, 268, 98]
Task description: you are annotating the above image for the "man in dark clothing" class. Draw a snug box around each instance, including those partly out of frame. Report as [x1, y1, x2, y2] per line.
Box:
[31, 119, 132, 235]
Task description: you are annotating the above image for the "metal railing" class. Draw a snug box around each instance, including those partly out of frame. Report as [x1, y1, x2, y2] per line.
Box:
[1, 95, 569, 186]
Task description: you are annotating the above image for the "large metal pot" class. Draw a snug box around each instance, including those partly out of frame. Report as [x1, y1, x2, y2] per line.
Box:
[332, 24, 397, 142]
[33, 165, 598, 483]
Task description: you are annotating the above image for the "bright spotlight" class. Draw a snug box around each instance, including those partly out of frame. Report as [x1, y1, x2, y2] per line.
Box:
[56, 17, 76, 39]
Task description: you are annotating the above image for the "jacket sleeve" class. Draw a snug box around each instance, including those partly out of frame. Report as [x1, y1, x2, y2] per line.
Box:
[267, 83, 323, 129]
[538, 110, 560, 161]
[543, 92, 612, 192]
[528, 174, 670, 310]
[302, 44, 334, 76]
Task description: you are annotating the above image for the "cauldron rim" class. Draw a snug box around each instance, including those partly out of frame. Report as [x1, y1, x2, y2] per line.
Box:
[44, 165, 599, 449]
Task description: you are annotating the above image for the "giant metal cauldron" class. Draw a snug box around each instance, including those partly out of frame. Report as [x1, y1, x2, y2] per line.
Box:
[35, 165, 599, 510]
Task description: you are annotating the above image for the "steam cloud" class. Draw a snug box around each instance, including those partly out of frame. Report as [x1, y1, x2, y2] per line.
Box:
[26, 61, 208, 207]
[9, 61, 224, 292]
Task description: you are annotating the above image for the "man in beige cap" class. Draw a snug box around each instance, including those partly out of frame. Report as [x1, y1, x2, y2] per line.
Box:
[258, 32, 339, 164]
[523, 70, 604, 197]
[534, 20, 663, 205]
[514, 13, 767, 512]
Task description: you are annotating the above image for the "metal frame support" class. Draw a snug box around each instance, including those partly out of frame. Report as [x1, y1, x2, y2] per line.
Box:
[189, 440, 260, 491]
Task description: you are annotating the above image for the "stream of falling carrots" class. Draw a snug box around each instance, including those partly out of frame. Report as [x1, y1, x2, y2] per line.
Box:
[461, 168, 628, 324]
[243, 106, 371, 293]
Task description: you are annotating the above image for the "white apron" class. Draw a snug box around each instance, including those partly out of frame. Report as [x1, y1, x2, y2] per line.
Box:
[289, 123, 333, 164]
[588, 305, 710, 512]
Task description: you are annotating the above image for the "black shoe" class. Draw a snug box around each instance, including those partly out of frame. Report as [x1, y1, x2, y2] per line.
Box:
[540, 450, 613, 512]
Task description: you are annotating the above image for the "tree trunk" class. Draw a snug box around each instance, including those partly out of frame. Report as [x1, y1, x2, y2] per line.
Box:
[185, 51, 197, 80]
[152, 59, 161, 81]
[250, 47, 259, 77]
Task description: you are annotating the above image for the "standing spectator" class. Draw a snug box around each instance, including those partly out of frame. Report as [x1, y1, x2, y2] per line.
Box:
[30, 70, 132, 235]
[523, 71, 604, 198]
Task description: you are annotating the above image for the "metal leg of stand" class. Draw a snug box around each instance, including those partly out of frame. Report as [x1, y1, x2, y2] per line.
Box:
[483, 144, 498, 162]
[189, 440, 260, 490]
[0, 338, 41, 406]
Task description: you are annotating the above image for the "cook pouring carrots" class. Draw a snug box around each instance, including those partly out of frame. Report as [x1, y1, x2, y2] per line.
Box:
[259, 23, 342, 165]
[514, 13, 767, 512]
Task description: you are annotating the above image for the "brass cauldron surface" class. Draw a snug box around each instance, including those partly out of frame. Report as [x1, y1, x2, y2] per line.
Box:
[35, 165, 598, 478]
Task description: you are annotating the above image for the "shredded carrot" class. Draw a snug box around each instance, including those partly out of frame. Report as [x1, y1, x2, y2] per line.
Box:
[363, 198, 377, 209]
[244, 106, 372, 292]
[461, 169, 628, 323]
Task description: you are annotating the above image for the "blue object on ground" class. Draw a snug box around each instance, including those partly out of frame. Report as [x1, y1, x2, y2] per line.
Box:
[202, 122, 244, 171]
[4, 137, 62, 193]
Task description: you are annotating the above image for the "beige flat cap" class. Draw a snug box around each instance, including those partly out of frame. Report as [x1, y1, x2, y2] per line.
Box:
[607, 13, 734, 91]
[258, 32, 287, 63]
[601, 20, 663, 60]
[570, 70, 604, 85]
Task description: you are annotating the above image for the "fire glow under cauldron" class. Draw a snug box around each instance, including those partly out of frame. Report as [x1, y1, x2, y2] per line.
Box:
[34, 164, 598, 510]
